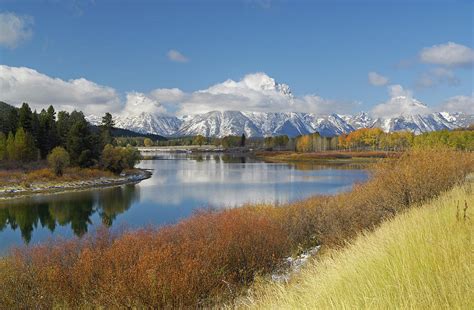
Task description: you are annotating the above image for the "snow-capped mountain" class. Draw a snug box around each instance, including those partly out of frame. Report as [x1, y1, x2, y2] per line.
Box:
[86, 110, 473, 138]
[87, 112, 182, 136]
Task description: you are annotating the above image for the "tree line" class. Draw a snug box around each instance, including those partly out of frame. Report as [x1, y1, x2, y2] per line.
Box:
[0, 102, 141, 175]
[139, 127, 474, 152]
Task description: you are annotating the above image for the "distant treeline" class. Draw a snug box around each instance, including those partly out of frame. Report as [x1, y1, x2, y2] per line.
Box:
[146, 125, 474, 152]
[0, 102, 141, 174]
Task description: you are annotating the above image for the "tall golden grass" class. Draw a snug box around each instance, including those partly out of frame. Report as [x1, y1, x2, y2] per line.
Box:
[242, 183, 474, 309]
[0, 148, 472, 308]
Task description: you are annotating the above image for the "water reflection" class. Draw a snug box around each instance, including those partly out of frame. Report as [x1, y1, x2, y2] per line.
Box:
[0, 153, 369, 252]
[0, 185, 138, 243]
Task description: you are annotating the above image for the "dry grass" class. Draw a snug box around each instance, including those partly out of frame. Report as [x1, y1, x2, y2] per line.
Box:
[0, 167, 115, 188]
[0, 148, 472, 308]
[242, 183, 474, 309]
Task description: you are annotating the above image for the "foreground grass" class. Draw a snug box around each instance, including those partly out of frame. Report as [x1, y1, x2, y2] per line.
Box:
[244, 183, 474, 309]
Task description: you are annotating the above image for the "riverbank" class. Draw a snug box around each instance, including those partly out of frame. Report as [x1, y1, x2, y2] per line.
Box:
[255, 150, 401, 164]
[242, 181, 473, 309]
[0, 167, 151, 200]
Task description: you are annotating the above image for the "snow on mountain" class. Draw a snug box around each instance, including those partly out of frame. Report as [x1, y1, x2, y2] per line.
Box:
[174, 111, 261, 137]
[86, 112, 182, 136]
[86, 109, 472, 138]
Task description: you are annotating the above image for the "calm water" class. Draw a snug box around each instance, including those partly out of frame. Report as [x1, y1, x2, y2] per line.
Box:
[0, 152, 369, 253]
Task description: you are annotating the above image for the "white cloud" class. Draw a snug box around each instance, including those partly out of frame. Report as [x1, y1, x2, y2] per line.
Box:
[371, 84, 430, 118]
[122, 92, 167, 116]
[439, 94, 474, 114]
[0, 65, 122, 114]
[416, 67, 460, 88]
[388, 84, 413, 98]
[150, 88, 186, 103]
[420, 42, 474, 67]
[154, 72, 354, 115]
[0, 12, 33, 48]
[0, 66, 355, 117]
[167, 49, 189, 63]
[368, 72, 389, 86]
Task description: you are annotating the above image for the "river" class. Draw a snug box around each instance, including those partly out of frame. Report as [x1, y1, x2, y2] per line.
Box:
[0, 152, 369, 253]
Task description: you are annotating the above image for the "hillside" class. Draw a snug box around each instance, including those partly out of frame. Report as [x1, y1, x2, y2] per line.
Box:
[243, 183, 473, 309]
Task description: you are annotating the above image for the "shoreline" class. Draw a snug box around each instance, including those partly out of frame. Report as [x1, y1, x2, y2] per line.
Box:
[255, 150, 401, 164]
[0, 169, 152, 201]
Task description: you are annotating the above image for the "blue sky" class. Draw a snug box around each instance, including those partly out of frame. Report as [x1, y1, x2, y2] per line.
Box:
[0, 0, 473, 116]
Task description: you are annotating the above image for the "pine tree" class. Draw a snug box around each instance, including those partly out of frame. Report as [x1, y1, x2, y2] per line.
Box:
[38, 106, 59, 158]
[18, 103, 33, 132]
[57, 111, 71, 145]
[66, 112, 93, 166]
[100, 112, 115, 148]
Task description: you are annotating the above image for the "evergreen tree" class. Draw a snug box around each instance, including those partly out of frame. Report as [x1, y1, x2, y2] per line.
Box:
[57, 111, 71, 145]
[38, 106, 59, 158]
[18, 103, 33, 132]
[66, 112, 94, 166]
[31, 110, 40, 145]
[100, 112, 115, 148]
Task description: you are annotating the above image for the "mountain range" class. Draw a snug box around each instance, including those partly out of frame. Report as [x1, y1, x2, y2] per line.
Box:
[86, 105, 474, 138]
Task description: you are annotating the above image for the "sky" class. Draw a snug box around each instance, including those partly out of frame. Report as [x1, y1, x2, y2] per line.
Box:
[0, 0, 473, 117]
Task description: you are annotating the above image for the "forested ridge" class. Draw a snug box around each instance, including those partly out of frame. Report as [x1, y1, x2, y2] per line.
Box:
[0, 101, 143, 175]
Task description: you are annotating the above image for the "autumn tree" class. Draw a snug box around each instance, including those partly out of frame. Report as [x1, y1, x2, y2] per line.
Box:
[14, 127, 38, 162]
[100, 144, 142, 174]
[193, 135, 206, 146]
[144, 138, 154, 147]
[47, 147, 70, 176]
[6, 132, 15, 160]
[0, 133, 6, 160]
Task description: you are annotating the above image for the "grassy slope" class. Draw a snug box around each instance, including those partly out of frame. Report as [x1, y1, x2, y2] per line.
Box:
[244, 183, 474, 309]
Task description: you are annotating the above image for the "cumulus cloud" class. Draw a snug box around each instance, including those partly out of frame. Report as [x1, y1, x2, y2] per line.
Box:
[439, 94, 474, 114]
[0, 12, 33, 48]
[0, 65, 122, 114]
[416, 67, 460, 88]
[167, 49, 189, 63]
[368, 72, 389, 86]
[371, 84, 430, 118]
[420, 42, 474, 67]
